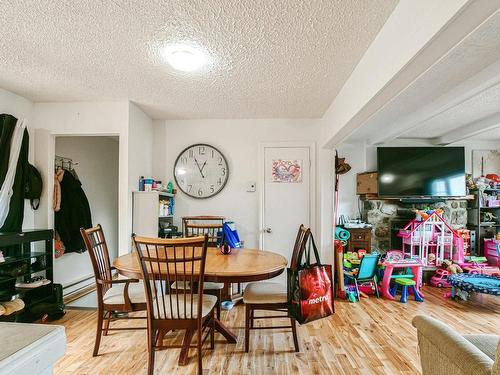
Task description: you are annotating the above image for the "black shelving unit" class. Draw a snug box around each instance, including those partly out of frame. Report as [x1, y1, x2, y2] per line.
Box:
[467, 189, 500, 255]
[0, 229, 55, 322]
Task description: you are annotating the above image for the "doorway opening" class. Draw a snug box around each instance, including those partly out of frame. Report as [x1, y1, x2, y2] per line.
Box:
[53, 136, 119, 308]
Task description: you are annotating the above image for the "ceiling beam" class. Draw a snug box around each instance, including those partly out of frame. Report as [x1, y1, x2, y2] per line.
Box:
[324, 1, 500, 148]
[432, 113, 500, 145]
[368, 51, 500, 145]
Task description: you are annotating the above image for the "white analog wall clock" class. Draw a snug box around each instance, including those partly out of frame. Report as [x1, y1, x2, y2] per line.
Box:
[174, 143, 229, 199]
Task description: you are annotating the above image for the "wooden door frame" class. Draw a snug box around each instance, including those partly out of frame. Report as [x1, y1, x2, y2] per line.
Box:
[258, 141, 316, 250]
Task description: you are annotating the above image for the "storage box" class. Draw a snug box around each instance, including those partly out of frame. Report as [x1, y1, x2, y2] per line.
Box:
[356, 172, 378, 195]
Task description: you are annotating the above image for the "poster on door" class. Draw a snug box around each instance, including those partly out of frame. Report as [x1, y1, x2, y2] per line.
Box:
[271, 159, 302, 183]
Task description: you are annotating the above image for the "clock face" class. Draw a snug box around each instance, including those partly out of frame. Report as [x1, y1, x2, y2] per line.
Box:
[174, 144, 229, 199]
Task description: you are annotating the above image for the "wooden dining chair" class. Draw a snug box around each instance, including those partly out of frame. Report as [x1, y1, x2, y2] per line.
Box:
[242, 224, 310, 353]
[132, 234, 216, 375]
[182, 216, 225, 246]
[174, 216, 226, 319]
[80, 225, 147, 357]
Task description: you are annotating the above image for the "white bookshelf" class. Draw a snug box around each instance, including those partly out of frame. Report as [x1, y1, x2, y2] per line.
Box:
[132, 191, 174, 237]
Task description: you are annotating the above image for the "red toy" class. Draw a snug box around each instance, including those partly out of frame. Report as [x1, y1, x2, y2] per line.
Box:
[430, 269, 452, 288]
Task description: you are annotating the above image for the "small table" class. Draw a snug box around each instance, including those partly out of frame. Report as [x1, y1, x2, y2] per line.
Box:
[113, 247, 287, 365]
[380, 259, 425, 300]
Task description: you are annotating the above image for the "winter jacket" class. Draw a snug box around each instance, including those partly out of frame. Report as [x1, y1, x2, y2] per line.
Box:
[0, 114, 29, 232]
[54, 171, 92, 253]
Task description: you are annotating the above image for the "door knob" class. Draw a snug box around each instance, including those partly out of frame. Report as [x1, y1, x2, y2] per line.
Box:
[264, 227, 272, 233]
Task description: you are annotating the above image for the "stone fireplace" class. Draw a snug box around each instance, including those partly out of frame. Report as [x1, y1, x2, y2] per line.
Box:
[363, 200, 468, 252]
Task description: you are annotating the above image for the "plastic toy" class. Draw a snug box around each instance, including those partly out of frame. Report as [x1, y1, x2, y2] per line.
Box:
[343, 254, 381, 301]
[463, 265, 500, 277]
[345, 285, 358, 303]
[484, 239, 500, 268]
[380, 256, 425, 300]
[398, 211, 464, 266]
[430, 269, 452, 288]
[390, 278, 424, 303]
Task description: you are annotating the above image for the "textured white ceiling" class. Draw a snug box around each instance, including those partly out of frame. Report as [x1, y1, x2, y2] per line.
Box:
[0, 1, 397, 119]
[403, 82, 500, 138]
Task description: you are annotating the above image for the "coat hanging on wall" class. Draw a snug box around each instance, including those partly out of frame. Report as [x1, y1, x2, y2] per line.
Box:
[54, 168, 92, 253]
[0, 114, 29, 232]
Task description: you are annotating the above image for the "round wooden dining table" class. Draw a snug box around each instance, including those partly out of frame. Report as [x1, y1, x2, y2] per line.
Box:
[113, 247, 287, 365]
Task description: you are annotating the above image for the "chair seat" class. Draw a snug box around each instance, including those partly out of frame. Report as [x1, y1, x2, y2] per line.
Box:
[171, 281, 224, 290]
[152, 294, 217, 319]
[243, 282, 287, 304]
[395, 278, 416, 286]
[103, 281, 146, 305]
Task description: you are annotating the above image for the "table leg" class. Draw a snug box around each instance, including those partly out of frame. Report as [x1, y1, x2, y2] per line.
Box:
[381, 265, 395, 300]
[221, 282, 244, 305]
[214, 318, 237, 343]
[412, 265, 425, 298]
[178, 318, 237, 366]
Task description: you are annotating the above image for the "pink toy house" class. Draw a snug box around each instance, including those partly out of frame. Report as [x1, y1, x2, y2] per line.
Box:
[398, 212, 464, 266]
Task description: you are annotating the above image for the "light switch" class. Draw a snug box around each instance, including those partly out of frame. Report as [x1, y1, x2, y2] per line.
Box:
[246, 181, 256, 192]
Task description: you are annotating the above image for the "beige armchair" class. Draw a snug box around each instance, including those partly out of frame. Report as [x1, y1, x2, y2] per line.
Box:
[412, 315, 500, 375]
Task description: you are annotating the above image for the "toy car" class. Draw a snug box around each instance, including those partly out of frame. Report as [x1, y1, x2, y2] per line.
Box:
[430, 269, 452, 288]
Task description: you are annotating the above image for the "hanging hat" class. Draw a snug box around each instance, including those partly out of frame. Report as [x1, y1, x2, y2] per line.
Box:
[335, 151, 351, 175]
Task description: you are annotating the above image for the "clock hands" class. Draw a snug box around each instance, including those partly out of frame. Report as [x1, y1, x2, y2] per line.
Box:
[194, 158, 206, 179]
[200, 160, 207, 176]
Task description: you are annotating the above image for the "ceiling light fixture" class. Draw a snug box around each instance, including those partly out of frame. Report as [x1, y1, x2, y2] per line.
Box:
[162, 44, 207, 72]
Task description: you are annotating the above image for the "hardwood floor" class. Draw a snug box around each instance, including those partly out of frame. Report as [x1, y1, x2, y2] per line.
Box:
[51, 287, 500, 374]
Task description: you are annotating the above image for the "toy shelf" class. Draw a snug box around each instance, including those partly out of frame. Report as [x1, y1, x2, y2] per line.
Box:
[467, 190, 500, 255]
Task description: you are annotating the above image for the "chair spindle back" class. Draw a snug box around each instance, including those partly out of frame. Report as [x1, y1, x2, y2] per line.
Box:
[81, 225, 113, 295]
[182, 216, 224, 247]
[290, 224, 311, 270]
[133, 235, 208, 320]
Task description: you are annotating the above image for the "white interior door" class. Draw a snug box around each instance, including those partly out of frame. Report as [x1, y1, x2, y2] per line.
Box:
[262, 146, 311, 284]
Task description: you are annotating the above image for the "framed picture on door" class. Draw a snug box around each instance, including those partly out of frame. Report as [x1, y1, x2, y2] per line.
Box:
[271, 159, 302, 183]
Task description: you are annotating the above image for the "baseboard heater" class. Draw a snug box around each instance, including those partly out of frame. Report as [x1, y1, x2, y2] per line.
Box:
[62, 274, 95, 297]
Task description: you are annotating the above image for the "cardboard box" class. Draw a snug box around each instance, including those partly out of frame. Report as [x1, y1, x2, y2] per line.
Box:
[357, 172, 378, 195]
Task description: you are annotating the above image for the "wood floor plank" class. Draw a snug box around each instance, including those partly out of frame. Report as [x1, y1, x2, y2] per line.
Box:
[50, 286, 500, 374]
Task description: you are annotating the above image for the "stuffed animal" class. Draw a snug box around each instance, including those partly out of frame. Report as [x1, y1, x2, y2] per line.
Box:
[442, 259, 463, 274]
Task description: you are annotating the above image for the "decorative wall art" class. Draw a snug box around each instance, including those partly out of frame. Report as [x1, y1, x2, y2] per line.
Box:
[472, 150, 500, 178]
[271, 159, 302, 183]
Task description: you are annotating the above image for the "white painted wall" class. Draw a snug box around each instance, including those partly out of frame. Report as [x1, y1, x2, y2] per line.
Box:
[152, 119, 331, 256]
[54, 136, 119, 287]
[33, 101, 131, 254]
[0, 88, 34, 123]
[335, 143, 367, 220]
[128, 103, 153, 246]
[0, 88, 36, 229]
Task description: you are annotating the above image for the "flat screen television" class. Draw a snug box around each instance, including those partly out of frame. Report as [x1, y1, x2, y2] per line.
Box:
[377, 147, 466, 197]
